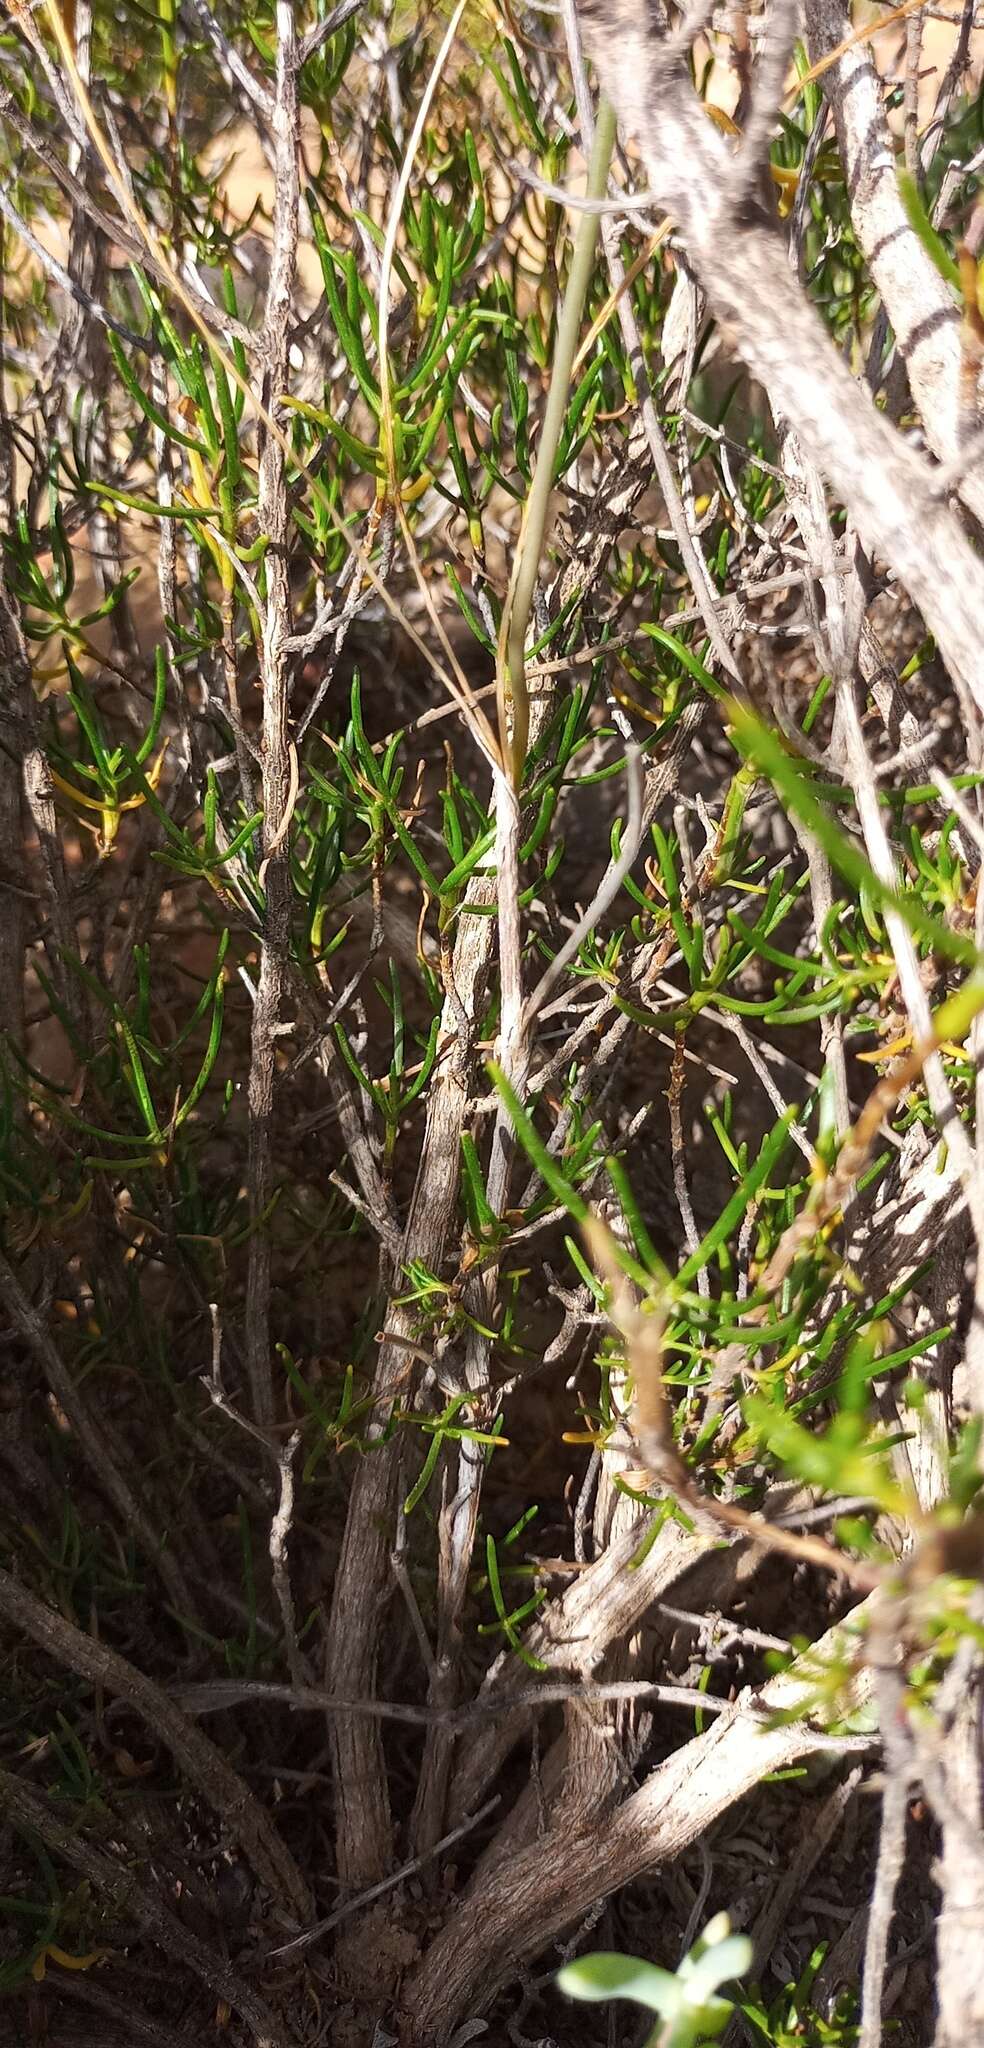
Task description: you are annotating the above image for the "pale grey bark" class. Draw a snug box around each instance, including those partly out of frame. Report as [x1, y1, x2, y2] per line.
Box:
[577, 0, 984, 724]
[805, 0, 984, 522]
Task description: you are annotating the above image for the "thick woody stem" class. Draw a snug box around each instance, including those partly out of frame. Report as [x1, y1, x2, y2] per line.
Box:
[404, 1604, 876, 2040]
[325, 874, 498, 1896]
[577, 0, 984, 725]
[804, 0, 984, 529]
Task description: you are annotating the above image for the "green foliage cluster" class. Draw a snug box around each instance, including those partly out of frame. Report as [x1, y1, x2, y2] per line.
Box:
[1, 1, 983, 2039]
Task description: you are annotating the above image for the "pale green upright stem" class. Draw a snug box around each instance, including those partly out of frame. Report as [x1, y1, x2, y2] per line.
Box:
[498, 94, 618, 783]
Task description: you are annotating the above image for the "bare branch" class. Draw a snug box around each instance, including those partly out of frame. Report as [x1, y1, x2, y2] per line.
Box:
[578, 0, 984, 726]
[804, 0, 984, 528]
[0, 1768, 284, 2045]
[244, 0, 303, 1428]
[0, 1567, 312, 1920]
[404, 1602, 877, 2038]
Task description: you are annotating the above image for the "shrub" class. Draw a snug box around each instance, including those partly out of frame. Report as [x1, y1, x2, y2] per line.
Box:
[1, 3, 983, 2044]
